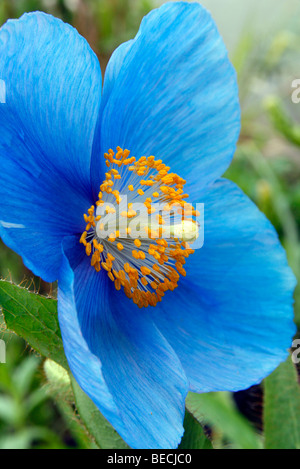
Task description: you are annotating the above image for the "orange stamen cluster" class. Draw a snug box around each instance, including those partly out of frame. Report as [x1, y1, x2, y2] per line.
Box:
[80, 147, 199, 308]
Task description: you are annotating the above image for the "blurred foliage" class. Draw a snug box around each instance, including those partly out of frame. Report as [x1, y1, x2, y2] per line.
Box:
[0, 333, 67, 449]
[0, 0, 154, 64]
[0, 0, 299, 450]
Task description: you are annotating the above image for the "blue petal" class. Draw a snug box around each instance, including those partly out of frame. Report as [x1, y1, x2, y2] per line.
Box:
[58, 237, 188, 449]
[0, 12, 101, 280]
[151, 179, 296, 393]
[101, 40, 134, 111]
[91, 1, 240, 193]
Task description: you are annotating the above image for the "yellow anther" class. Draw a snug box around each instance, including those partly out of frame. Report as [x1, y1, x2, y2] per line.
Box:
[157, 239, 168, 247]
[128, 185, 134, 192]
[119, 270, 126, 282]
[117, 242, 124, 251]
[108, 272, 115, 281]
[91, 251, 99, 267]
[141, 278, 148, 286]
[101, 262, 111, 272]
[124, 263, 131, 273]
[134, 239, 141, 248]
[107, 252, 115, 262]
[138, 251, 146, 260]
[153, 251, 161, 261]
[127, 210, 137, 218]
[85, 243, 92, 256]
[141, 266, 151, 276]
[106, 206, 116, 214]
[140, 180, 154, 186]
[113, 269, 119, 279]
[80, 231, 87, 245]
[132, 250, 140, 260]
[147, 206, 156, 215]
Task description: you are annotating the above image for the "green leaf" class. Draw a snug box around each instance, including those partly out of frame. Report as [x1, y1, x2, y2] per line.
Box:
[0, 395, 21, 427]
[264, 355, 300, 449]
[0, 281, 126, 449]
[179, 409, 213, 449]
[71, 375, 130, 449]
[0, 280, 67, 369]
[12, 355, 41, 398]
[0, 427, 66, 450]
[186, 391, 261, 449]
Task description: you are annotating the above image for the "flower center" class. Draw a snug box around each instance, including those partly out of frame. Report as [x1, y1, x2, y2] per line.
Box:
[80, 147, 199, 308]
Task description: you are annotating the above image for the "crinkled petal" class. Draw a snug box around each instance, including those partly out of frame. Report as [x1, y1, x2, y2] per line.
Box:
[0, 12, 101, 280]
[91, 1, 240, 193]
[151, 179, 296, 393]
[58, 237, 188, 449]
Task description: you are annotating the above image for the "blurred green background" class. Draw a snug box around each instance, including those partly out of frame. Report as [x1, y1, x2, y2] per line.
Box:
[0, 0, 299, 449]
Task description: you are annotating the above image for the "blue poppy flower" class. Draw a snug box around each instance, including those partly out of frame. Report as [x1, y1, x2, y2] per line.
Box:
[0, 1, 296, 449]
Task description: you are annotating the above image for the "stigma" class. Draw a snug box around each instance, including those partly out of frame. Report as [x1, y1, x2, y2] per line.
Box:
[80, 147, 200, 308]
